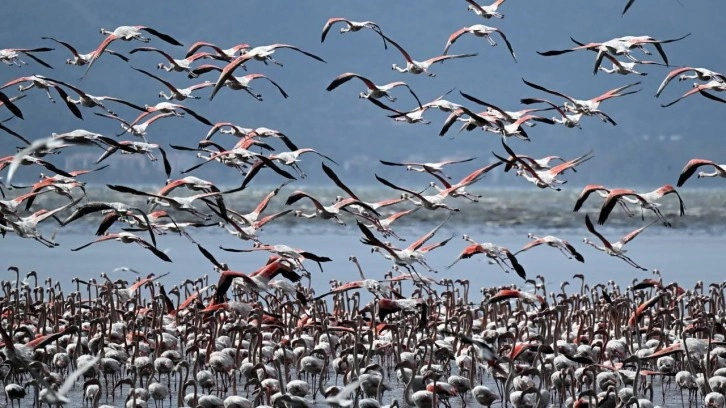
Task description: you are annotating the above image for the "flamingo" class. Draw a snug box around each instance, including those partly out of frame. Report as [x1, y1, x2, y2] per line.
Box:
[379, 157, 475, 179]
[495, 141, 593, 191]
[132, 67, 213, 101]
[464, 0, 507, 19]
[184, 41, 249, 60]
[516, 233, 585, 262]
[425, 161, 503, 203]
[0, 198, 80, 247]
[443, 24, 516, 61]
[597, 53, 666, 76]
[41, 36, 129, 66]
[522, 78, 640, 123]
[326, 72, 420, 104]
[95, 140, 172, 178]
[243, 43, 326, 66]
[94, 111, 176, 139]
[384, 35, 477, 77]
[216, 72, 289, 101]
[129, 46, 218, 76]
[367, 98, 432, 124]
[597, 185, 685, 226]
[677, 159, 726, 187]
[285, 189, 378, 226]
[130, 101, 213, 127]
[459, 91, 556, 138]
[447, 234, 526, 279]
[375, 174, 461, 212]
[583, 214, 652, 271]
[204, 122, 288, 142]
[320, 17, 387, 48]
[107, 184, 224, 220]
[0, 46, 54, 68]
[358, 215, 453, 272]
[266, 148, 337, 179]
[47, 77, 146, 116]
[655, 66, 726, 97]
[71, 232, 172, 262]
[661, 80, 726, 107]
[0, 75, 82, 119]
[573, 184, 638, 217]
[84, 25, 183, 76]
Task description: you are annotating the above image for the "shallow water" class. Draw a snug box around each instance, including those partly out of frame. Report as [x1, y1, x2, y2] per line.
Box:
[2, 188, 724, 407]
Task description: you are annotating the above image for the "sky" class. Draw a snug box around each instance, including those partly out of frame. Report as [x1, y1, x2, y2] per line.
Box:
[2, 0, 726, 189]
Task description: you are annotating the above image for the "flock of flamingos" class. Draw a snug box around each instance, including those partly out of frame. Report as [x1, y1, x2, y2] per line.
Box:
[2, 1, 726, 408]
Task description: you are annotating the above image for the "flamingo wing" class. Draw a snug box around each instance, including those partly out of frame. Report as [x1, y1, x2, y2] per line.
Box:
[0, 91, 24, 119]
[677, 159, 717, 187]
[584, 214, 613, 250]
[139, 26, 183, 46]
[443, 27, 471, 55]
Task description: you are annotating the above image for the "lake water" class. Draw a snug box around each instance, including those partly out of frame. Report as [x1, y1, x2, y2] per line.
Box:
[1, 187, 724, 407]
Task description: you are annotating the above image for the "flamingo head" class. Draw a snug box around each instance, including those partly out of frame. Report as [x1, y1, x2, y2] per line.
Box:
[527, 233, 534, 239]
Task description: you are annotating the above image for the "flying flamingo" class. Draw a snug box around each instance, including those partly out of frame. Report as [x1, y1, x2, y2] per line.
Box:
[129, 46, 219, 77]
[285, 189, 379, 226]
[359, 215, 453, 272]
[320, 17, 387, 48]
[326, 72, 420, 105]
[443, 24, 516, 61]
[71, 232, 172, 262]
[132, 67, 214, 101]
[220, 243, 332, 273]
[0, 75, 82, 119]
[655, 66, 726, 97]
[464, 0, 507, 19]
[107, 184, 224, 220]
[597, 53, 666, 76]
[522, 78, 640, 123]
[447, 234, 526, 279]
[0, 46, 54, 68]
[0, 198, 80, 247]
[572, 184, 637, 217]
[483, 288, 546, 309]
[597, 185, 685, 226]
[677, 159, 726, 187]
[458, 91, 556, 139]
[94, 111, 175, 139]
[375, 174, 461, 212]
[268, 147, 337, 178]
[204, 121, 288, 142]
[384, 35, 477, 77]
[379, 157, 476, 179]
[661, 80, 726, 107]
[84, 25, 183, 77]
[495, 141, 593, 191]
[201, 66, 289, 101]
[210, 43, 325, 97]
[184, 41, 249, 60]
[95, 140, 172, 178]
[40, 36, 129, 66]
[583, 214, 652, 271]
[425, 161, 504, 203]
[46, 77, 145, 116]
[243, 43, 326, 66]
[515, 233, 585, 263]
[129, 102, 213, 127]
